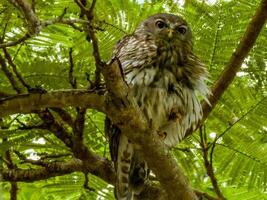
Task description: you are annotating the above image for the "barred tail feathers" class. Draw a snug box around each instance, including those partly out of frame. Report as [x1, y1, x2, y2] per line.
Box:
[116, 134, 134, 200]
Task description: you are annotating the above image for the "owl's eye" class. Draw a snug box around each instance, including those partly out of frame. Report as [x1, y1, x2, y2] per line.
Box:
[177, 25, 187, 34]
[155, 20, 166, 29]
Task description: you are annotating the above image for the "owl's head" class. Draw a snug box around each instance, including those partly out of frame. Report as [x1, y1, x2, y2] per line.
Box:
[136, 13, 192, 44]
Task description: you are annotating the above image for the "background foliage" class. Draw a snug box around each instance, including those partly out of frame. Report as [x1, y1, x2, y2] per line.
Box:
[0, 0, 266, 199]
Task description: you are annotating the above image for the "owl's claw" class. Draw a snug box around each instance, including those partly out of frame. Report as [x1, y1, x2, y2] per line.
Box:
[157, 131, 167, 140]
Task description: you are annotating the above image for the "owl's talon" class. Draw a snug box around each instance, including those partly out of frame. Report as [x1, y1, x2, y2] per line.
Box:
[157, 131, 167, 140]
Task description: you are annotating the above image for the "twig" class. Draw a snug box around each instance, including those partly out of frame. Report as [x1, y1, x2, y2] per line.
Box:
[100, 20, 128, 34]
[68, 48, 77, 89]
[88, 0, 97, 20]
[14, 150, 46, 166]
[0, 33, 30, 48]
[0, 53, 22, 93]
[3, 48, 31, 90]
[75, 0, 105, 88]
[37, 109, 74, 148]
[199, 126, 226, 199]
[41, 18, 89, 27]
[194, 189, 219, 200]
[40, 153, 72, 160]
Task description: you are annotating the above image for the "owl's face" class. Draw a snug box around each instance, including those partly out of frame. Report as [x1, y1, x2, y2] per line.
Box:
[136, 13, 192, 44]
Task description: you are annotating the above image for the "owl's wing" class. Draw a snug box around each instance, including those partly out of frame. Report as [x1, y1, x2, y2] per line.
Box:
[112, 34, 133, 58]
[105, 117, 136, 199]
[105, 117, 120, 164]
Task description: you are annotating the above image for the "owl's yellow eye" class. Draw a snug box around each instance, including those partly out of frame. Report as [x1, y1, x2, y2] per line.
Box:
[155, 20, 166, 29]
[176, 25, 187, 34]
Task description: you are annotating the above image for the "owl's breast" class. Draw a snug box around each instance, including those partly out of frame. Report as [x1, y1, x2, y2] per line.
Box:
[126, 67, 202, 147]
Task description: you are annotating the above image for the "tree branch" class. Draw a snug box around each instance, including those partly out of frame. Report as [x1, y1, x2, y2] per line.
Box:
[0, 33, 30, 48]
[0, 53, 22, 93]
[9, 0, 41, 35]
[199, 127, 225, 199]
[5, 150, 18, 200]
[0, 89, 105, 117]
[201, 0, 267, 122]
[2, 47, 30, 90]
[75, 0, 104, 87]
[1, 155, 115, 185]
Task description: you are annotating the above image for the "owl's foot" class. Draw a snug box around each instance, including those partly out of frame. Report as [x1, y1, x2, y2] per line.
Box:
[157, 131, 167, 140]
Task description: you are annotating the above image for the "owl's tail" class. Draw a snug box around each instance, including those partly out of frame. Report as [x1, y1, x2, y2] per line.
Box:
[105, 118, 148, 200]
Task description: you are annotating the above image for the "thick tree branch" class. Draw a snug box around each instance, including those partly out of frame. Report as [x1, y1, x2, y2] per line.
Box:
[201, 0, 267, 122]
[1, 156, 115, 185]
[0, 89, 105, 117]
[1, 159, 83, 182]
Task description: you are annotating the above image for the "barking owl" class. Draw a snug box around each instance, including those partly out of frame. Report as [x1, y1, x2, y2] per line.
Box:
[105, 13, 209, 200]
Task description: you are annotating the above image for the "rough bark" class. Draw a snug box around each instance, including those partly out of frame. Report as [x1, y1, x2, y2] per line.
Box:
[0, 89, 105, 117]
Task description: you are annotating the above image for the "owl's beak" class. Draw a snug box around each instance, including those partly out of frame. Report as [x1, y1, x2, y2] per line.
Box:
[168, 29, 174, 38]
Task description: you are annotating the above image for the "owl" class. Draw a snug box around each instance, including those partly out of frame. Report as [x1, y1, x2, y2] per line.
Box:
[105, 13, 209, 200]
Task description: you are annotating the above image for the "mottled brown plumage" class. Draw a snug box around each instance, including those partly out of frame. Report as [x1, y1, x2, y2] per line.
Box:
[105, 13, 209, 200]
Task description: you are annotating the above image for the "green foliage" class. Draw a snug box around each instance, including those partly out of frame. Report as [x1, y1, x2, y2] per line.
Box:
[0, 0, 266, 199]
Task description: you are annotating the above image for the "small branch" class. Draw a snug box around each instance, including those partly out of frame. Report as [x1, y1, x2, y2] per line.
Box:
[3, 48, 31, 90]
[73, 108, 86, 140]
[201, 0, 267, 122]
[10, 0, 41, 35]
[88, 0, 97, 20]
[75, 0, 105, 87]
[14, 150, 47, 166]
[37, 109, 74, 148]
[199, 127, 226, 199]
[40, 153, 72, 160]
[68, 48, 77, 88]
[194, 189, 219, 200]
[0, 53, 22, 93]
[50, 107, 75, 128]
[41, 18, 89, 29]
[74, 0, 88, 13]
[0, 33, 30, 48]
[5, 150, 18, 200]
